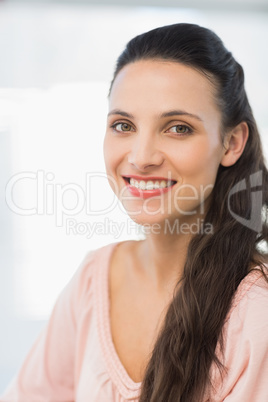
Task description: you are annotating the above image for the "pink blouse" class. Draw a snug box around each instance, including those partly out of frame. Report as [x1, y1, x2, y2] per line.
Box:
[1, 241, 268, 401]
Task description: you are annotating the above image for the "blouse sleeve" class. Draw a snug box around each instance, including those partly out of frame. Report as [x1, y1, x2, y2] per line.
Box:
[218, 274, 268, 401]
[0, 250, 96, 402]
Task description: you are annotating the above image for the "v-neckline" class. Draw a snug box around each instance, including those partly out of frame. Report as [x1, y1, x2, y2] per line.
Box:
[95, 241, 142, 400]
[94, 242, 267, 401]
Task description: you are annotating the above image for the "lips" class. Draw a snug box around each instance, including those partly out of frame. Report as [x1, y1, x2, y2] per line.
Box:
[123, 175, 176, 181]
[122, 175, 177, 199]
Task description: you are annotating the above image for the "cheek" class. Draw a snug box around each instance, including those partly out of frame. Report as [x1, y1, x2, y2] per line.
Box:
[103, 134, 117, 173]
[103, 134, 130, 172]
[103, 135, 126, 196]
[103, 143, 118, 195]
[170, 138, 222, 185]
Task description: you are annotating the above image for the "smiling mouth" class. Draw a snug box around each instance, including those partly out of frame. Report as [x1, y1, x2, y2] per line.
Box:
[123, 176, 177, 191]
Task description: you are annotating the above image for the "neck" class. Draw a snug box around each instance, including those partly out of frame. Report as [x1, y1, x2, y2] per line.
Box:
[136, 221, 193, 296]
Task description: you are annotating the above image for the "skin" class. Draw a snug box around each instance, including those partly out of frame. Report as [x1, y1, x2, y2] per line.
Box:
[103, 59, 249, 382]
[103, 59, 248, 292]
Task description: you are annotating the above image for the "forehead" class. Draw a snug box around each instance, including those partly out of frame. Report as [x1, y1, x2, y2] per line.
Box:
[109, 60, 220, 119]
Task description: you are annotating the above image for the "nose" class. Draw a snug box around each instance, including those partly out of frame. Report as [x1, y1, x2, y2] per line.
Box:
[128, 133, 164, 171]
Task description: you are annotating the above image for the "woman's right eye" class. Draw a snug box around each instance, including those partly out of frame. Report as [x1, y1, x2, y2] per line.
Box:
[111, 122, 134, 132]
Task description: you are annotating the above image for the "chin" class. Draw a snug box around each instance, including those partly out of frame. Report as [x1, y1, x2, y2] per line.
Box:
[127, 211, 172, 231]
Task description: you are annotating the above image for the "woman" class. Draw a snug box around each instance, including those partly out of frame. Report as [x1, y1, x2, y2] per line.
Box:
[1, 23, 268, 402]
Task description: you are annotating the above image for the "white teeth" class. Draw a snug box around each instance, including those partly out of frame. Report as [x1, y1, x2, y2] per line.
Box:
[128, 178, 174, 190]
[140, 180, 146, 190]
[146, 181, 154, 190]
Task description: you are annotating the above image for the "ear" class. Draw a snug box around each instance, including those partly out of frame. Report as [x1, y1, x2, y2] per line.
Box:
[220, 122, 249, 167]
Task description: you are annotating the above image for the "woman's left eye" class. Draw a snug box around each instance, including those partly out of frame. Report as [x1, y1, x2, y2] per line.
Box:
[167, 125, 193, 135]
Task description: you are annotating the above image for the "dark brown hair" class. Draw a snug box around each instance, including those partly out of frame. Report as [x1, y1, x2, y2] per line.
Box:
[109, 23, 268, 401]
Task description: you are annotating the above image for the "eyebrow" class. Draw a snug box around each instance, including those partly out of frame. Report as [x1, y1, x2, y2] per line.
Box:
[108, 109, 203, 122]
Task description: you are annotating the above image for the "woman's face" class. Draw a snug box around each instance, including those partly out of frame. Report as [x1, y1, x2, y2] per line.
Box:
[103, 60, 226, 228]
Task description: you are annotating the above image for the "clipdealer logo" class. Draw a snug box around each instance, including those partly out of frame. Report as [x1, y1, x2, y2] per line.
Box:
[5, 169, 265, 234]
[5, 171, 119, 226]
[4, 170, 213, 224]
[227, 171, 264, 233]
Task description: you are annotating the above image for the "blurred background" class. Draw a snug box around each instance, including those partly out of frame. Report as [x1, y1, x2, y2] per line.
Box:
[0, 0, 268, 393]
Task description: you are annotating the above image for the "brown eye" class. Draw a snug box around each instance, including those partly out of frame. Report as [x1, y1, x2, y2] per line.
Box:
[113, 123, 133, 132]
[175, 125, 188, 133]
[121, 123, 132, 131]
[168, 125, 193, 135]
